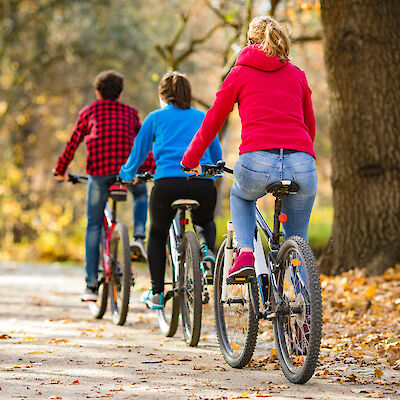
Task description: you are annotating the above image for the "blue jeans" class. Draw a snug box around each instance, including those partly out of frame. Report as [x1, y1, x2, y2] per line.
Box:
[230, 150, 317, 251]
[85, 175, 148, 287]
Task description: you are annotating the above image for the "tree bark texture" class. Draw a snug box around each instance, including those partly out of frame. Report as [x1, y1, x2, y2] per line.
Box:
[320, 0, 400, 275]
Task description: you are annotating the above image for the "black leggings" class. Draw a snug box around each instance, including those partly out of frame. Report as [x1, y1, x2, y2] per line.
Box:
[147, 178, 217, 294]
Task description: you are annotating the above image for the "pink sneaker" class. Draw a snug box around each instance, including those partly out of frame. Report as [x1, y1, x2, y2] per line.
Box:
[228, 252, 255, 278]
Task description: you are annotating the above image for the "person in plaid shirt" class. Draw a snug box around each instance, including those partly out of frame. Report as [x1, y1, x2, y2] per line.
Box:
[54, 70, 155, 301]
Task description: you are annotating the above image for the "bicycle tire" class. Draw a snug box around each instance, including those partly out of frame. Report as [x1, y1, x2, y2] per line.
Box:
[180, 231, 202, 346]
[88, 235, 108, 319]
[273, 236, 322, 384]
[157, 237, 180, 337]
[214, 239, 258, 368]
[109, 222, 131, 326]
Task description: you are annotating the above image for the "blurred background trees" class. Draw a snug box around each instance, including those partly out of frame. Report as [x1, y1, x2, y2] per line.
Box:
[3, 0, 396, 275]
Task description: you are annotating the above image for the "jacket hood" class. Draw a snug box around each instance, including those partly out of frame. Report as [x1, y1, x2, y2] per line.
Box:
[235, 45, 288, 72]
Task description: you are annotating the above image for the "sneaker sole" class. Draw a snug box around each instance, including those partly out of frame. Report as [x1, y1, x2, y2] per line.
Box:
[131, 246, 147, 261]
[81, 297, 98, 302]
[144, 300, 164, 310]
[228, 266, 255, 278]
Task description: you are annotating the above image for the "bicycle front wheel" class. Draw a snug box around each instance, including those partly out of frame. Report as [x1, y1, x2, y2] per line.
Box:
[180, 231, 202, 346]
[89, 235, 108, 319]
[214, 239, 258, 368]
[109, 222, 131, 326]
[273, 236, 322, 384]
[157, 237, 180, 336]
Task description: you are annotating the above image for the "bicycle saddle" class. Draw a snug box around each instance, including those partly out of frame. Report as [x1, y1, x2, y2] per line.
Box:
[171, 199, 200, 210]
[266, 180, 299, 196]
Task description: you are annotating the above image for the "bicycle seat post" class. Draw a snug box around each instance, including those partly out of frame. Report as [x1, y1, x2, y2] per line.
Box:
[272, 196, 283, 246]
[111, 199, 117, 223]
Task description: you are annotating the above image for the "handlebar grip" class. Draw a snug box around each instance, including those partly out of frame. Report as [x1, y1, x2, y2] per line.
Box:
[180, 162, 192, 172]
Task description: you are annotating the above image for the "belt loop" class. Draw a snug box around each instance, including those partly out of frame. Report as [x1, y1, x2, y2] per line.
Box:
[280, 148, 284, 159]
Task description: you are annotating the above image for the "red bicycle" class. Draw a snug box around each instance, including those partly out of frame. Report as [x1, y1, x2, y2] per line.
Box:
[67, 173, 133, 325]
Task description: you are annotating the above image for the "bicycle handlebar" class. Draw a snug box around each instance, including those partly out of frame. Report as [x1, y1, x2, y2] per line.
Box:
[67, 173, 89, 184]
[181, 160, 233, 180]
[135, 171, 154, 183]
[55, 162, 232, 185]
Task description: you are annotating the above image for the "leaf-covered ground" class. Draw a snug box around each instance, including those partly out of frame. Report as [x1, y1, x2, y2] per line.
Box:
[252, 265, 400, 394]
[0, 262, 398, 399]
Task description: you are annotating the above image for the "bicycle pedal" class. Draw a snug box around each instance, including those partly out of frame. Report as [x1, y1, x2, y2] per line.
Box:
[226, 275, 249, 285]
[202, 293, 210, 304]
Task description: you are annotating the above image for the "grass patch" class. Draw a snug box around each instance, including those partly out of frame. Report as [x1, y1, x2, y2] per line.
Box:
[215, 206, 333, 254]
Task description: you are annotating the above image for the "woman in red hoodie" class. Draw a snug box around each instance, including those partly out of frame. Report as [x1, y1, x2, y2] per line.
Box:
[182, 16, 317, 278]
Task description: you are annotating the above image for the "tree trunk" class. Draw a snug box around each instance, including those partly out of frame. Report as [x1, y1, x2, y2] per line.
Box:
[319, 0, 400, 275]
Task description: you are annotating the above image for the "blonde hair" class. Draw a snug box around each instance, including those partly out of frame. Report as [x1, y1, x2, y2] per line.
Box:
[248, 16, 290, 62]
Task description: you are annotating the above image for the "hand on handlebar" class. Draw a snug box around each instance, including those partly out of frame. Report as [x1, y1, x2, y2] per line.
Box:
[187, 165, 202, 176]
[52, 169, 68, 181]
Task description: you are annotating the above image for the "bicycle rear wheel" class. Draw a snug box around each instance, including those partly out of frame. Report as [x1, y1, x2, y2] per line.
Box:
[214, 239, 258, 368]
[109, 222, 131, 326]
[157, 237, 180, 336]
[89, 235, 108, 319]
[180, 231, 202, 346]
[273, 236, 322, 384]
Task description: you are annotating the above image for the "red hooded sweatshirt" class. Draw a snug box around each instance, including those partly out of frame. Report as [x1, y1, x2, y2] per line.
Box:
[182, 45, 316, 168]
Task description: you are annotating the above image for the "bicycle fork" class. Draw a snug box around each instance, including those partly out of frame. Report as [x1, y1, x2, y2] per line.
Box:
[252, 228, 290, 321]
[221, 221, 234, 302]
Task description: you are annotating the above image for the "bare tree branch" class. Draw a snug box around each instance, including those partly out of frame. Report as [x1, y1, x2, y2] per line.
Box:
[192, 95, 211, 110]
[291, 33, 323, 43]
[270, 0, 282, 17]
[202, 0, 240, 29]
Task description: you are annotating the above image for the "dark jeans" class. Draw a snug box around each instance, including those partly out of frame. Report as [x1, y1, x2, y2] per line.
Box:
[147, 178, 217, 294]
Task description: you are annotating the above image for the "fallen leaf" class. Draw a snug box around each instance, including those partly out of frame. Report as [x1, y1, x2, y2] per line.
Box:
[231, 342, 240, 351]
[0, 334, 10, 339]
[365, 284, 376, 299]
[48, 338, 70, 344]
[374, 368, 383, 379]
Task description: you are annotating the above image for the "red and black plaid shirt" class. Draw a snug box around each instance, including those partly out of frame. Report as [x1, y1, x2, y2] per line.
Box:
[55, 99, 156, 177]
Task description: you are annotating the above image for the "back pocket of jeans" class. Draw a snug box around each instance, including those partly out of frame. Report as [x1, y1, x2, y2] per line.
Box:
[236, 164, 270, 193]
[292, 169, 317, 195]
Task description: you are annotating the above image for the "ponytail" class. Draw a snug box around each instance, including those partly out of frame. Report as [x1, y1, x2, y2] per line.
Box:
[248, 16, 290, 62]
[159, 71, 191, 109]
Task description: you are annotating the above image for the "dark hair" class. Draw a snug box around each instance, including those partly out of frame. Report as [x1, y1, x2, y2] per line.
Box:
[158, 71, 191, 109]
[93, 70, 124, 100]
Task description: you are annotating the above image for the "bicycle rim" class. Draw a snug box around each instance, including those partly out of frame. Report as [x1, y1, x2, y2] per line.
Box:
[273, 236, 322, 384]
[89, 237, 108, 319]
[158, 238, 180, 336]
[180, 231, 202, 346]
[109, 223, 131, 326]
[214, 239, 258, 368]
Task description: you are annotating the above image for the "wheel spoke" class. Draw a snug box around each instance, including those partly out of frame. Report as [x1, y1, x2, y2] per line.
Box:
[273, 236, 322, 383]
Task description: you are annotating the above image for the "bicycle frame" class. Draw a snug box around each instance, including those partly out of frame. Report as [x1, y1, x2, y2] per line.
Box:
[254, 206, 282, 314]
[101, 201, 117, 284]
[221, 196, 292, 319]
[168, 213, 182, 285]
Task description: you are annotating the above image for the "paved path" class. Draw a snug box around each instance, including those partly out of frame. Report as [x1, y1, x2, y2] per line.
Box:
[0, 263, 397, 399]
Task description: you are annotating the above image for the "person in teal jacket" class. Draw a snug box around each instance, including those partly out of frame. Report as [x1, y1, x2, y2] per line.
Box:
[120, 71, 222, 309]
